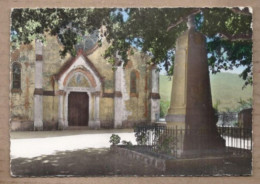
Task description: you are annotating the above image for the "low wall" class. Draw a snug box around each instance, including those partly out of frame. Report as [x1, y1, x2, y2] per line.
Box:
[10, 121, 34, 131]
[11, 121, 58, 131]
[113, 146, 166, 171]
[165, 157, 224, 176]
[113, 146, 227, 174]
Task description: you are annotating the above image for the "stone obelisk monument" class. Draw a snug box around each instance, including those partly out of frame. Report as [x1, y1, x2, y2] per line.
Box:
[165, 15, 225, 155]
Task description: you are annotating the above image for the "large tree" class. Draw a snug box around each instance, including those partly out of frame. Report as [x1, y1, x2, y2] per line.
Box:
[11, 8, 252, 86]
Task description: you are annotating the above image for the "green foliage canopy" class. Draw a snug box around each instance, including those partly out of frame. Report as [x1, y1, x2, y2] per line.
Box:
[11, 8, 113, 56]
[11, 8, 252, 86]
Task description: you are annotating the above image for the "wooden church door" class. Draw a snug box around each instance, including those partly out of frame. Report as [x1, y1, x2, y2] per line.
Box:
[68, 92, 89, 126]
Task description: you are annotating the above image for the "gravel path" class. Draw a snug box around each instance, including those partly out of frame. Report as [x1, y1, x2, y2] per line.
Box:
[10, 130, 137, 158]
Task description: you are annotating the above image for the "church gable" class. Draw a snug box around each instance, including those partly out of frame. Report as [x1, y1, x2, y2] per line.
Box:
[54, 51, 103, 91]
[67, 73, 91, 88]
[63, 68, 97, 88]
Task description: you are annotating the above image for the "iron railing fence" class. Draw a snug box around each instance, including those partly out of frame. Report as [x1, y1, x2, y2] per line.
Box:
[134, 125, 252, 158]
[217, 126, 252, 152]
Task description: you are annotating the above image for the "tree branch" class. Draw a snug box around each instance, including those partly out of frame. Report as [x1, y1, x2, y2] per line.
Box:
[167, 9, 201, 32]
[220, 32, 252, 41]
[167, 18, 185, 32]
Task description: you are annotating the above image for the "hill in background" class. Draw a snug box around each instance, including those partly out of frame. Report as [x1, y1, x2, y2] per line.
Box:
[159, 72, 252, 116]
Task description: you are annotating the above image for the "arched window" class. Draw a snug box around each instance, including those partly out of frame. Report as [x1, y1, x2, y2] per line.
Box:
[130, 70, 137, 93]
[12, 62, 21, 91]
[130, 70, 139, 97]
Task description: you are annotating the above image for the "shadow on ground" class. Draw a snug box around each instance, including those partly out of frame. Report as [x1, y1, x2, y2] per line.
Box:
[11, 148, 163, 177]
[11, 148, 252, 177]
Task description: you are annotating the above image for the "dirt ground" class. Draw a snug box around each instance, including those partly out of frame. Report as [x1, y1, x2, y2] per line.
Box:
[11, 147, 252, 177]
[10, 130, 252, 177]
[11, 148, 164, 177]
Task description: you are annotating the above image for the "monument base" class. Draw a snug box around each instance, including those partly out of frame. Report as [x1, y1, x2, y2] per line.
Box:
[183, 130, 226, 150]
[179, 148, 227, 159]
[166, 114, 226, 158]
[165, 114, 185, 129]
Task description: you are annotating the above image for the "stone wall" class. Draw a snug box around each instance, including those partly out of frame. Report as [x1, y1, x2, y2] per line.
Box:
[42, 96, 59, 129]
[123, 52, 150, 126]
[113, 146, 230, 175]
[114, 146, 166, 171]
[10, 44, 35, 123]
[43, 35, 69, 91]
[87, 41, 114, 93]
[10, 35, 156, 130]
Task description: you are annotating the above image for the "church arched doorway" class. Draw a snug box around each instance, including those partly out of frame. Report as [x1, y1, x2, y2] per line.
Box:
[68, 92, 89, 126]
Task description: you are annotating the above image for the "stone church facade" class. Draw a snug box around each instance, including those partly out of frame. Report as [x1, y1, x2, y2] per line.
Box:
[10, 35, 160, 131]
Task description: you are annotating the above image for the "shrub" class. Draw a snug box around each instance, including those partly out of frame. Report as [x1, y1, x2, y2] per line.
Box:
[121, 140, 133, 146]
[155, 133, 177, 155]
[135, 130, 149, 145]
[109, 134, 121, 146]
